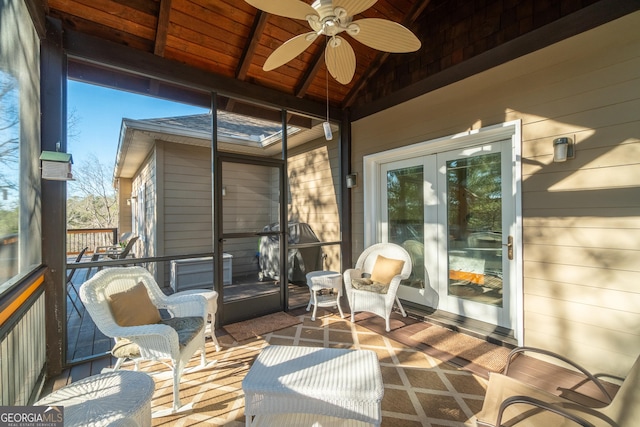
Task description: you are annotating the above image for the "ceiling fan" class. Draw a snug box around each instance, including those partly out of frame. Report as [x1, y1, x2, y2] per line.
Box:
[245, 0, 421, 84]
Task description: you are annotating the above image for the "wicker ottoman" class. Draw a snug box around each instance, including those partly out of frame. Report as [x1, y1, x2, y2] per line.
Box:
[35, 371, 155, 427]
[243, 345, 383, 426]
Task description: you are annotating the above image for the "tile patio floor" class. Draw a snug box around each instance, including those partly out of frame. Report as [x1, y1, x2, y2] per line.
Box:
[143, 308, 487, 426]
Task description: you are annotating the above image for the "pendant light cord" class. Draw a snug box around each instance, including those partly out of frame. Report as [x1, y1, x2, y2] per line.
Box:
[326, 37, 330, 123]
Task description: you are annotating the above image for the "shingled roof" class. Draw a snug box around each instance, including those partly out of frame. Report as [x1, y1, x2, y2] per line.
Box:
[132, 111, 285, 144]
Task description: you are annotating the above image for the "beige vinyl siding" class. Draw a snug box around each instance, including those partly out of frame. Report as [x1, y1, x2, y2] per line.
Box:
[131, 152, 155, 257]
[133, 136, 341, 285]
[117, 178, 133, 237]
[350, 11, 640, 377]
[288, 137, 341, 271]
[163, 143, 213, 255]
[223, 162, 278, 276]
[159, 143, 212, 286]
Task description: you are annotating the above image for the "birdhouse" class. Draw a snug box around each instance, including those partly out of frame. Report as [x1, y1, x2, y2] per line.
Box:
[40, 151, 74, 181]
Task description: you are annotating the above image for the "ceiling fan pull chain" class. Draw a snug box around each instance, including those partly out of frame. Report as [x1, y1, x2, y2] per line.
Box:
[323, 36, 333, 141]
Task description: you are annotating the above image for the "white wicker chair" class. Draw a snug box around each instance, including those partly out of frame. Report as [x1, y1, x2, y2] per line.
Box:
[79, 266, 210, 416]
[343, 243, 412, 332]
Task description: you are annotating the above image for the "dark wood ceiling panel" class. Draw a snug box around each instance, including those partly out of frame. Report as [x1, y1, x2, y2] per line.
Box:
[110, 0, 159, 16]
[51, 11, 155, 52]
[168, 13, 247, 57]
[163, 45, 235, 76]
[49, 0, 158, 41]
[46, 0, 637, 115]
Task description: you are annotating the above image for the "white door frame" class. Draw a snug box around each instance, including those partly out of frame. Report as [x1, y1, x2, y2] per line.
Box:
[363, 120, 523, 343]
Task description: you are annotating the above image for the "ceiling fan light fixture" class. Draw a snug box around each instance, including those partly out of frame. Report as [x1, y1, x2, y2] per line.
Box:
[249, 0, 421, 84]
[346, 23, 360, 36]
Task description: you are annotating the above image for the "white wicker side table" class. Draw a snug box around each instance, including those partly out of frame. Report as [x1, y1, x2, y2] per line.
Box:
[242, 345, 383, 427]
[305, 271, 345, 321]
[36, 371, 155, 427]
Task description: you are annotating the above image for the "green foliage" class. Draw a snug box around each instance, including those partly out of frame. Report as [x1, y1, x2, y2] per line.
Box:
[0, 204, 18, 235]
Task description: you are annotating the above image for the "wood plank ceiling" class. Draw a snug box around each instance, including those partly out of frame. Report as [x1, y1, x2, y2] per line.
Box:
[44, 0, 635, 116]
[46, 0, 426, 110]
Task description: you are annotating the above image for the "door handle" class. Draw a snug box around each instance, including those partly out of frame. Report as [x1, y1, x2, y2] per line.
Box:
[502, 235, 513, 260]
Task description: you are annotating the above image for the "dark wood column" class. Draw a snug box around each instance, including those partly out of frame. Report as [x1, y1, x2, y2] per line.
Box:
[340, 111, 352, 271]
[41, 17, 67, 376]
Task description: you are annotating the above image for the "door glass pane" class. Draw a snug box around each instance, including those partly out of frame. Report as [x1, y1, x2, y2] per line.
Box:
[222, 161, 280, 303]
[387, 166, 425, 288]
[446, 153, 503, 306]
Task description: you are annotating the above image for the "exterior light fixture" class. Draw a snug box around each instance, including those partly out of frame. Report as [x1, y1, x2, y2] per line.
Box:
[553, 137, 574, 162]
[346, 173, 357, 189]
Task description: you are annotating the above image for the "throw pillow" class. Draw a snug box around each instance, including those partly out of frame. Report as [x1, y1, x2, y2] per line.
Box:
[351, 277, 390, 294]
[107, 281, 162, 327]
[370, 255, 405, 285]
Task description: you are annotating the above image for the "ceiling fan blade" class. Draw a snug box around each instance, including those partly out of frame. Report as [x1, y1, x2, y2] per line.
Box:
[349, 18, 421, 52]
[325, 36, 356, 85]
[244, 0, 318, 20]
[332, 0, 377, 17]
[263, 32, 319, 71]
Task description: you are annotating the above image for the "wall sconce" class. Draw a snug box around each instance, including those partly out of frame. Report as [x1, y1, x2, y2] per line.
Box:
[127, 195, 137, 206]
[553, 137, 574, 162]
[222, 187, 226, 197]
[346, 173, 358, 189]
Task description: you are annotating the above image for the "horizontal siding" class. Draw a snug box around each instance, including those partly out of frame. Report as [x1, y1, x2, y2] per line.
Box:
[351, 12, 640, 377]
[523, 228, 640, 251]
[222, 161, 276, 235]
[516, 18, 640, 380]
[523, 209, 640, 227]
[525, 278, 640, 319]
[163, 144, 212, 256]
[288, 139, 341, 271]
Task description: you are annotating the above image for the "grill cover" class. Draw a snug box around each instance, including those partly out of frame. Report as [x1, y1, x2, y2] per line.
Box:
[259, 223, 323, 284]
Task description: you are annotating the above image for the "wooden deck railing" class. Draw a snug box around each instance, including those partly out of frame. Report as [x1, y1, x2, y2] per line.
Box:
[67, 228, 118, 255]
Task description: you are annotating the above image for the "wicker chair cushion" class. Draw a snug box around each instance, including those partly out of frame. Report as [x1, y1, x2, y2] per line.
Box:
[370, 255, 405, 285]
[111, 316, 205, 359]
[351, 277, 390, 294]
[107, 282, 162, 327]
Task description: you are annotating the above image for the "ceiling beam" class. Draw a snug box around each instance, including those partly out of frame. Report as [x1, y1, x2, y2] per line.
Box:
[295, 47, 325, 99]
[343, 0, 432, 108]
[153, 0, 172, 56]
[63, 28, 343, 120]
[236, 11, 269, 80]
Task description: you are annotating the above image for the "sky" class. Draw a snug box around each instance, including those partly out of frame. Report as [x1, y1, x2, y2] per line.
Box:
[67, 80, 208, 168]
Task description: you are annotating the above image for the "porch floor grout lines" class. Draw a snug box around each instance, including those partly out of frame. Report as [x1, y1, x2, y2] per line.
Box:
[261, 311, 487, 426]
[114, 309, 488, 426]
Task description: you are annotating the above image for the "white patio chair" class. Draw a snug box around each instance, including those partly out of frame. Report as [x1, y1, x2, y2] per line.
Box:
[79, 266, 211, 416]
[343, 243, 412, 332]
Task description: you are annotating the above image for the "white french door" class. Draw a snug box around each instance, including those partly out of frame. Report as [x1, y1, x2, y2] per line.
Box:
[374, 128, 519, 332]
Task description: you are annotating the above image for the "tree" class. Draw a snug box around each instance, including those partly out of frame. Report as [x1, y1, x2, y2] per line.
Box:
[0, 73, 19, 239]
[67, 154, 118, 228]
[0, 73, 18, 187]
